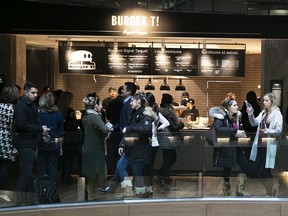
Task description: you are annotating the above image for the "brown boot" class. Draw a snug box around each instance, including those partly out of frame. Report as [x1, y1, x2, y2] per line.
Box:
[236, 173, 251, 196]
[115, 178, 134, 199]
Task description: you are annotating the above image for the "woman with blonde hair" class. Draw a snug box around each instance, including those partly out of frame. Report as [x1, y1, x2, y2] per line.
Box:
[246, 92, 283, 196]
[81, 93, 109, 200]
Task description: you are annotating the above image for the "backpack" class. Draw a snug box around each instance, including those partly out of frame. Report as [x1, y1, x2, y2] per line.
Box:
[34, 175, 61, 204]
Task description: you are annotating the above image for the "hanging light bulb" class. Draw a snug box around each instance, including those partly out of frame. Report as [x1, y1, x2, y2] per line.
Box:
[133, 78, 140, 90]
[175, 78, 186, 91]
[161, 41, 165, 53]
[144, 78, 155, 90]
[160, 78, 170, 90]
[113, 41, 118, 52]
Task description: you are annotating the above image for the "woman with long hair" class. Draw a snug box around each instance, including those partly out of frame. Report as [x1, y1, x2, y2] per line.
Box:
[37, 93, 65, 182]
[209, 97, 249, 196]
[144, 92, 170, 193]
[157, 93, 184, 190]
[57, 91, 82, 184]
[246, 92, 283, 196]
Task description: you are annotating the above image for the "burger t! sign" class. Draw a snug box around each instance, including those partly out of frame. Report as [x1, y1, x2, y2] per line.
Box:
[111, 11, 160, 36]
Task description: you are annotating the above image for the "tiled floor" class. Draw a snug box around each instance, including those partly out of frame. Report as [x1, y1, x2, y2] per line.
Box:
[1, 172, 287, 208]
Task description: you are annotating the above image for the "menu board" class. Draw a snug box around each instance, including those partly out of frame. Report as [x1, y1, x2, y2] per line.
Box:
[153, 48, 198, 76]
[59, 42, 245, 77]
[106, 47, 151, 75]
[199, 49, 245, 77]
[58, 43, 106, 74]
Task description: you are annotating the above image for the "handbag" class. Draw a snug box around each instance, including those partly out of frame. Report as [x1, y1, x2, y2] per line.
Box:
[206, 123, 217, 146]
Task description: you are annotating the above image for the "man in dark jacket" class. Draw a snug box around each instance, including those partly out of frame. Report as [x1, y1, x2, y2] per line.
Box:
[99, 82, 137, 195]
[106, 86, 124, 171]
[13, 82, 50, 204]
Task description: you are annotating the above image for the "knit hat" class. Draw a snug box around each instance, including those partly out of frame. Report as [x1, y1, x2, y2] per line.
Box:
[161, 93, 173, 105]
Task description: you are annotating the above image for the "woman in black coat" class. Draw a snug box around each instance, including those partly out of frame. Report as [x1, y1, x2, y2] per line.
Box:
[121, 92, 156, 197]
[209, 97, 248, 196]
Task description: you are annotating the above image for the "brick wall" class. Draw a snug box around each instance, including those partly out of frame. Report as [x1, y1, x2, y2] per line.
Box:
[52, 52, 261, 118]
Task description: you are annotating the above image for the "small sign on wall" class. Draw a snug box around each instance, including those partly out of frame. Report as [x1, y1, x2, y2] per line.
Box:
[270, 79, 283, 112]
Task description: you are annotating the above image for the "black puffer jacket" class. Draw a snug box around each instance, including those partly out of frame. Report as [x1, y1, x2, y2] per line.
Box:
[124, 106, 155, 163]
[209, 106, 240, 167]
[12, 96, 43, 149]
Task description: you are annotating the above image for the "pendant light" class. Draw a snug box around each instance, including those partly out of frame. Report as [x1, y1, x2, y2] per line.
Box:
[133, 78, 140, 90]
[160, 78, 170, 90]
[175, 78, 186, 91]
[144, 78, 155, 90]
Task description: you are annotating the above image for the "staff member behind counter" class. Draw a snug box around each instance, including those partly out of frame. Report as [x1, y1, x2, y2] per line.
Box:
[180, 98, 200, 123]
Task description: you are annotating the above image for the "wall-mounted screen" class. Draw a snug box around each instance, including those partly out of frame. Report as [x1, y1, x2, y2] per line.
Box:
[153, 48, 199, 76]
[106, 47, 151, 75]
[58, 42, 106, 74]
[199, 49, 245, 77]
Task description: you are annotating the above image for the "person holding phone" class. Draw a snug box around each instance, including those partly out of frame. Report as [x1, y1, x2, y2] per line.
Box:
[246, 92, 283, 196]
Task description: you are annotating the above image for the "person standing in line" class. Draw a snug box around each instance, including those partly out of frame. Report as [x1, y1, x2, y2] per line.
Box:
[37, 93, 65, 182]
[144, 92, 170, 194]
[81, 93, 109, 201]
[157, 93, 185, 190]
[57, 91, 82, 185]
[120, 91, 155, 197]
[0, 86, 19, 195]
[105, 86, 124, 173]
[13, 82, 50, 205]
[246, 92, 283, 196]
[98, 82, 137, 195]
[102, 87, 118, 116]
[240, 90, 261, 176]
[209, 97, 251, 196]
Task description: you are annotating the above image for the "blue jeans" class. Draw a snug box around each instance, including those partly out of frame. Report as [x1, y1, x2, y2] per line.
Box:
[36, 149, 60, 181]
[16, 148, 37, 201]
[111, 154, 129, 182]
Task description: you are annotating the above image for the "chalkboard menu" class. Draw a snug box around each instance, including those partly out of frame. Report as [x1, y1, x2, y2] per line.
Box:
[199, 49, 245, 77]
[106, 47, 151, 75]
[153, 48, 198, 76]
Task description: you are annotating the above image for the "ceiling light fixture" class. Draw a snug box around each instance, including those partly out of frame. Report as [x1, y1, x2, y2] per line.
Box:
[175, 78, 186, 91]
[67, 38, 72, 50]
[113, 40, 118, 52]
[133, 77, 140, 90]
[144, 78, 155, 90]
[160, 78, 170, 90]
[161, 41, 165, 53]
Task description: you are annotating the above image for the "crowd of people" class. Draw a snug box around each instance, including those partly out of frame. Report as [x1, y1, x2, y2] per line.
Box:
[0, 81, 284, 205]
